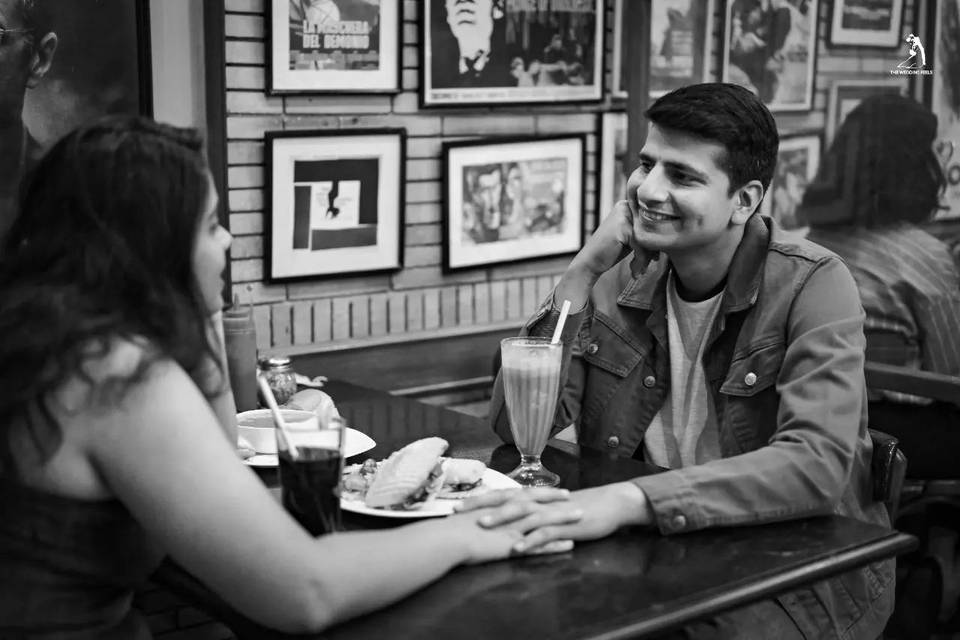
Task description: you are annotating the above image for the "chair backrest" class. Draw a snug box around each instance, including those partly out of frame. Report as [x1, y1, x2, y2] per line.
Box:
[863, 361, 960, 520]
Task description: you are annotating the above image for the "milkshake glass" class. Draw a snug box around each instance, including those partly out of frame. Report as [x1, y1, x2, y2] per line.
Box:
[500, 337, 562, 487]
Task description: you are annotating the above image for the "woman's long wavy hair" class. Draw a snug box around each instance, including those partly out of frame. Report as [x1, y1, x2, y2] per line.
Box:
[797, 94, 946, 228]
[0, 116, 223, 477]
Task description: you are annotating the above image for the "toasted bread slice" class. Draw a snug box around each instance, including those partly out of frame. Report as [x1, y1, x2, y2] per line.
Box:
[364, 437, 448, 508]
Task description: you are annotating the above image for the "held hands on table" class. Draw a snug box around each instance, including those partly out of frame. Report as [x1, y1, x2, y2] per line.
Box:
[456, 483, 655, 554]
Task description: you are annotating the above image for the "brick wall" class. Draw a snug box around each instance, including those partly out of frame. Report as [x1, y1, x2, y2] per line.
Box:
[223, 0, 918, 360]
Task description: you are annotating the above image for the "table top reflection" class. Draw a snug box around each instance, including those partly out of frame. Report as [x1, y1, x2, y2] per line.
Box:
[155, 380, 916, 640]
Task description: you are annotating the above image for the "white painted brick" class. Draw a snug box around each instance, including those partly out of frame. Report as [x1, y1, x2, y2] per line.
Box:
[390, 266, 485, 289]
[423, 288, 441, 330]
[335, 115, 440, 136]
[404, 245, 441, 267]
[535, 113, 598, 134]
[287, 275, 390, 299]
[226, 66, 265, 90]
[506, 279, 523, 319]
[227, 91, 283, 114]
[230, 235, 263, 259]
[387, 292, 406, 333]
[225, 41, 265, 65]
[404, 223, 441, 245]
[392, 92, 420, 114]
[405, 203, 441, 224]
[227, 116, 283, 139]
[488, 255, 570, 280]
[402, 69, 419, 90]
[457, 284, 474, 326]
[271, 303, 293, 347]
[253, 304, 272, 350]
[349, 295, 370, 339]
[332, 298, 351, 340]
[228, 165, 264, 189]
[537, 275, 554, 303]
[521, 277, 539, 315]
[406, 159, 440, 181]
[233, 281, 286, 304]
[440, 286, 458, 327]
[816, 56, 861, 73]
[407, 137, 443, 158]
[231, 258, 263, 282]
[369, 293, 388, 337]
[229, 212, 263, 235]
[406, 181, 441, 204]
[284, 95, 392, 114]
[227, 188, 264, 212]
[281, 115, 341, 131]
[402, 45, 419, 69]
[403, 0, 418, 21]
[442, 115, 537, 136]
[490, 280, 507, 322]
[406, 289, 424, 331]
[292, 301, 313, 345]
[402, 23, 418, 46]
[225, 14, 264, 39]
[227, 141, 264, 165]
[225, 0, 264, 13]
[313, 299, 333, 342]
[474, 281, 491, 324]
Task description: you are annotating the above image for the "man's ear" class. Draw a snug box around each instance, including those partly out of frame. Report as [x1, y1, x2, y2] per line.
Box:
[26, 32, 58, 89]
[731, 180, 764, 225]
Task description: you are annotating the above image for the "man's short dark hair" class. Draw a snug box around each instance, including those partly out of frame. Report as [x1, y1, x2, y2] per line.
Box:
[18, 0, 54, 40]
[645, 83, 779, 195]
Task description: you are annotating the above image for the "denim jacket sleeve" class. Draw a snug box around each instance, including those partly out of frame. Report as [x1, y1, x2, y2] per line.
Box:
[635, 257, 869, 534]
[490, 295, 588, 444]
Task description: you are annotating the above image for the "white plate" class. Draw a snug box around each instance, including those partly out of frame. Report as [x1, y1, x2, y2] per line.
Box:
[243, 427, 376, 467]
[340, 467, 520, 519]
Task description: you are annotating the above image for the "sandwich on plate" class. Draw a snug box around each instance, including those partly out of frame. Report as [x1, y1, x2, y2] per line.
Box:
[363, 437, 449, 510]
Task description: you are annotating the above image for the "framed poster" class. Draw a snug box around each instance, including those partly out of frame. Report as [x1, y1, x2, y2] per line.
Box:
[2, 0, 151, 240]
[826, 79, 906, 143]
[612, 0, 714, 99]
[598, 111, 629, 226]
[422, 0, 603, 107]
[829, 0, 904, 47]
[722, 0, 818, 111]
[931, 0, 960, 220]
[265, 129, 405, 280]
[268, 0, 400, 94]
[443, 136, 585, 271]
[761, 133, 821, 231]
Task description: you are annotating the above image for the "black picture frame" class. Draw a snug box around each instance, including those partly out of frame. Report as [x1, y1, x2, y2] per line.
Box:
[829, 0, 905, 48]
[267, 0, 401, 94]
[760, 132, 822, 231]
[421, 0, 604, 107]
[721, 0, 819, 112]
[265, 129, 406, 282]
[442, 135, 586, 272]
[21, 0, 153, 147]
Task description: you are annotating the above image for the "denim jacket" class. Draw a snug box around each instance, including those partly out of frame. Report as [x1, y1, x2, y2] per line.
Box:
[491, 216, 893, 639]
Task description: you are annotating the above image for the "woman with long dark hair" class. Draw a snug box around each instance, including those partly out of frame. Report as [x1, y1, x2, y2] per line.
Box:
[0, 116, 576, 638]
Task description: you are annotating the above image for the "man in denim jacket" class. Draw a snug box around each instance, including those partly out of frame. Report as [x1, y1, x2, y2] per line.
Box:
[473, 83, 892, 638]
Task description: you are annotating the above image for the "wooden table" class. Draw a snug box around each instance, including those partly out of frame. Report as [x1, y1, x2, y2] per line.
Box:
[155, 380, 917, 639]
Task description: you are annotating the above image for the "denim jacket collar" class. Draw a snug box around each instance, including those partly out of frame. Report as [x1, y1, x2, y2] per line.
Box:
[616, 214, 770, 316]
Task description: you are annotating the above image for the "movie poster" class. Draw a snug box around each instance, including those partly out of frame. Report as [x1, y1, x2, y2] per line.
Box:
[424, 0, 604, 106]
[723, 0, 819, 111]
[932, 0, 960, 220]
[270, 0, 398, 93]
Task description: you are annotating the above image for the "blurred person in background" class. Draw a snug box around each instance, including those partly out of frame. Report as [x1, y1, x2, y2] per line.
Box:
[0, 0, 57, 244]
[801, 94, 960, 480]
[0, 116, 578, 637]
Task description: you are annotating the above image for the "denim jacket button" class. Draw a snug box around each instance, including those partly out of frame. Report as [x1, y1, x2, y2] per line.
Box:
[744, 372, 758, 386]
[643, 375, 656, 388]
[671, 514, 687, 530]
[586, 342, 599, 355]
[606, 435, 620, 448]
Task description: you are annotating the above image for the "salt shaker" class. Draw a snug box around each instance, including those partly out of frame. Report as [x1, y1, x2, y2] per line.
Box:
[259, 356, 298, 406]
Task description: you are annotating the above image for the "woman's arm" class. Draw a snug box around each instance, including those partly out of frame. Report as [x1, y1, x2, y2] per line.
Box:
[81, 355, 573, 633]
